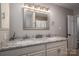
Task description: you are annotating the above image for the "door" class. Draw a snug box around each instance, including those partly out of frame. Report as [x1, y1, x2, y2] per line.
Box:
[76, 16, 79, 48]
[67, 15, 77, 50]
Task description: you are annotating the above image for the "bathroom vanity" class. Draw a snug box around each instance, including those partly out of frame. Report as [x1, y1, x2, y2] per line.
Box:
[0, 37, 67, 56]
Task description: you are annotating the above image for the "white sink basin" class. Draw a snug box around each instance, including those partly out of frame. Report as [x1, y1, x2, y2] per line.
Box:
[16, 40, 34, 45]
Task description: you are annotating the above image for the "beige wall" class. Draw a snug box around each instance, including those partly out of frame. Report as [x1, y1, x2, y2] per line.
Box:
[74, 9, 79, 15]
[10, 3, 73, 38]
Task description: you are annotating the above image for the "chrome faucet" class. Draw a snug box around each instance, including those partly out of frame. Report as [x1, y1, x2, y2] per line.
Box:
[9, 32, 16, 41]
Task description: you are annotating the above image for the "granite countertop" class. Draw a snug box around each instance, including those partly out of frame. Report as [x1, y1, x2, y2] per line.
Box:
[0, 37, 67, 51]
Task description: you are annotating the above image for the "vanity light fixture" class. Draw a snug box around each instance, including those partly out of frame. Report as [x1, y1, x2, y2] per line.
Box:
[24, 3, 34, 10]
[23, 3, 49, 13]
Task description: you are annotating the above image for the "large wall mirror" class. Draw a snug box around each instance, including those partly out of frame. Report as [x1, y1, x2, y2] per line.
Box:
[23, 4, 49, 30]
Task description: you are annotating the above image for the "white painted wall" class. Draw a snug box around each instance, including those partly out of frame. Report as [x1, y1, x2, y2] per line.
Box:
[10, 3, 73, 38]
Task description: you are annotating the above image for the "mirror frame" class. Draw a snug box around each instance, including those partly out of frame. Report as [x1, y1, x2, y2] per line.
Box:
[23, 8, 49, 30]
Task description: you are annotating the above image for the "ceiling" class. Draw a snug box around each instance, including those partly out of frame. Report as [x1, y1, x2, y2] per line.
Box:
[52, 3, 79, 10]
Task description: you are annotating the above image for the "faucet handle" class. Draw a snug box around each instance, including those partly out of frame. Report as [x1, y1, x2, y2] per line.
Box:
[35, 35, 43, 38]
[46, 34, 51, 37]
[23, 35, 30, 39]
[9, 32, 16, 41]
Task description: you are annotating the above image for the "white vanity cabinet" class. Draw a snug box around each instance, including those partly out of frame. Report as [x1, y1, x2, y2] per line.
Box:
[46, 41, 67, 56]
[0, 44, 46, 56]
[47, 46, 67, 56]
[0, 40, 67, 56]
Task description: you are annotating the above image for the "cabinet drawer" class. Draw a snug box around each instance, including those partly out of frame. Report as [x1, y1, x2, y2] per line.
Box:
[26, 44, 45, 53]
[47, 41, 67, 49]
[28, 51, 45, 56]
[0, 48, 27, 56]
[0, 44, 45, 56]
[47, 47, 58, 56]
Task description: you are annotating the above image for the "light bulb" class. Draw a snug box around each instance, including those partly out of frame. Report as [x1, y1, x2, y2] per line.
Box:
[23, 4, 49, 13]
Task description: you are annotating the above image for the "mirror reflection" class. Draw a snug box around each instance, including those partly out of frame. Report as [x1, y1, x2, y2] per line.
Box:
[35, 12, 48, 29]
[24, 10, 34, 28]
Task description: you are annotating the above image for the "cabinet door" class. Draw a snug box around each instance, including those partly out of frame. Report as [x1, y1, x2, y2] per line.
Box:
[47, 48, 58, 56]
[28, 51, 45, 56]
[47, 50, 58, 56]
[47, 46, 67, 56]
[47, 41, 67, 50]
[57, 46, 67, 56]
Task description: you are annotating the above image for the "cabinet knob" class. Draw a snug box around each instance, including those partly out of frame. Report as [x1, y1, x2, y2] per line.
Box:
[57, 49, 61, 56]
[57, 49, 61, 53]
[67, 34, 71, 36]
